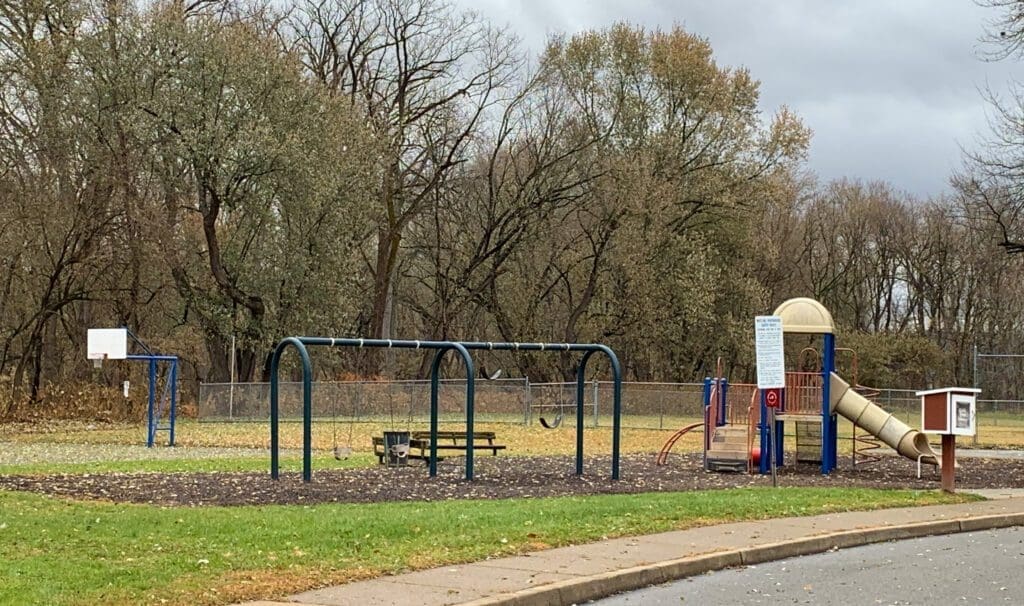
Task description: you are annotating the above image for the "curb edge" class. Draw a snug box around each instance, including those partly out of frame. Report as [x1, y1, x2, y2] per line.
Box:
[459, 513, 1024, 606]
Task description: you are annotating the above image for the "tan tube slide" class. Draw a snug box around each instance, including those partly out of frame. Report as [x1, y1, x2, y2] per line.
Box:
[829, 373, 940, 466]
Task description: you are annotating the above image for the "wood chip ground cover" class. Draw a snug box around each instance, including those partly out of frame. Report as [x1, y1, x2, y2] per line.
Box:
[0, 441, 275, 465]
[2, 453, 1021, 507]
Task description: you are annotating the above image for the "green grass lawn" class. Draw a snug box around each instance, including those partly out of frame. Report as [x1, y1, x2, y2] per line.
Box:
[0, 487, 971, 606]
[0, 453, 374, 476]
[0, 417, 1007, 605]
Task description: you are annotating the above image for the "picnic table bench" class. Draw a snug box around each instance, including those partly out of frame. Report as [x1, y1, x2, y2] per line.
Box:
[372, 431, 507, 464]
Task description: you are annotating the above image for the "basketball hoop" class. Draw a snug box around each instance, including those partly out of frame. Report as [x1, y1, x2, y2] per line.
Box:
[88, 329, 126, 369]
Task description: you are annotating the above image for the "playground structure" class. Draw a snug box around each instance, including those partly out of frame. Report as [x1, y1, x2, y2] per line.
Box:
[666, 297, 943, 475]
[268, 336, 623, 482]
[86, 328, 179, 447]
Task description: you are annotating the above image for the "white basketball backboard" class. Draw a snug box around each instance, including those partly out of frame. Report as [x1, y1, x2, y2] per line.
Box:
[87, 328, 128, 360]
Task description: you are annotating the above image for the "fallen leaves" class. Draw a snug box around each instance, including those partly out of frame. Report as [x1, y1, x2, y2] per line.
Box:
[0, 453, 1020, 507]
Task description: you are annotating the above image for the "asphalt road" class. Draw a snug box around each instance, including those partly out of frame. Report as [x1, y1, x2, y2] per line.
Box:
[592, 526, 1024, 605]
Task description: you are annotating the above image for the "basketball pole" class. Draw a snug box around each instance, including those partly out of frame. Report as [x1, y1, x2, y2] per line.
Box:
[88, 328, 178, 448]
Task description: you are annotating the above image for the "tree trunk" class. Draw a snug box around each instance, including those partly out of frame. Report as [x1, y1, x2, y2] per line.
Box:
[365, 224, 403, 375]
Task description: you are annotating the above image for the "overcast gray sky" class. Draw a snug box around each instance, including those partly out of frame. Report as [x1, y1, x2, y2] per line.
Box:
[459, 0, 1017, 198]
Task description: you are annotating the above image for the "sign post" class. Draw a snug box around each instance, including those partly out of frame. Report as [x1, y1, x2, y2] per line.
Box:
[755, 316, 786, 486]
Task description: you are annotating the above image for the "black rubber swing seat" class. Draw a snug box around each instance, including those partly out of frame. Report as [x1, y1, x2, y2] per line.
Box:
[539, 416, 562, 429]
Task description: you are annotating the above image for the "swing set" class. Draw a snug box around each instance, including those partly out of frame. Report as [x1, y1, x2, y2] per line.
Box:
[539, 385, 569, 429]
[330, 381, 359, 460]
[329, 378, 414, 465]
[325, 359, 568, 457]
[269, 337, 624, 482]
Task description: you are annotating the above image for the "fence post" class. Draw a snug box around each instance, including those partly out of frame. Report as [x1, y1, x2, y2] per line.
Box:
[659, 385, 665, 430]
[407, 381, 415, 426]
[972, 343, 979, 445]
[524, 377, 532, 426]
[592, 379, 600, 427]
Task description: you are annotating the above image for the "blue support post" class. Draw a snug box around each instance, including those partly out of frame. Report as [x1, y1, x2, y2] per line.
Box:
[302, 358, 313, 482]
[126, 353, 178, 448]
[120, 329, 178, 448]
[822, 333, 837, 474]
[718, 379, 728, 427]
[759, 390, 770, 474]
[774, 415, 784, 467]
[146, 358, 157, 447]
[168, 358, 178, 446]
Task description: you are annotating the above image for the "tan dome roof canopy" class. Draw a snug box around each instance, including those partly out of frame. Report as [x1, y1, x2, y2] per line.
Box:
[771, 297, 835, 334]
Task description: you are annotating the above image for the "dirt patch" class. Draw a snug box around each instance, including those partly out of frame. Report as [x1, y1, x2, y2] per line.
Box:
[2, 452, 1023, 507]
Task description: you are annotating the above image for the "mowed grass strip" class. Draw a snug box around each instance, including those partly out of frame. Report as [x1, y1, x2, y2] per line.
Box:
[0, 453, 374, 476]
[9, 414, 1024, 455]
[0, 487, 971, 606]
[1, 420, 703, 455]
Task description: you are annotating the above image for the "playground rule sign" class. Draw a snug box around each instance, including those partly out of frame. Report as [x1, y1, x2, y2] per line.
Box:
[755, 315, 785, 389]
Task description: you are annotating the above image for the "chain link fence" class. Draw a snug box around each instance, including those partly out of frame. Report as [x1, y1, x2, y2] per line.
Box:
[197, 380, 707, 430]
[197, 378, 531, 425]
[858, 388, 1024, 433]
[868, 389, 919, 425]
[197, 380, 1024, 434]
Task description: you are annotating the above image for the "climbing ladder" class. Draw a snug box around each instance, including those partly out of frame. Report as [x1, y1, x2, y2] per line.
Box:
[705, 382, 759, 472]
[836, 348, 882, 468]
[852, 384, 882, 467]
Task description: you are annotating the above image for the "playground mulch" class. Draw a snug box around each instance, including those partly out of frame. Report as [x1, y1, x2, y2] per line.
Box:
[2, 452, 1023, 507]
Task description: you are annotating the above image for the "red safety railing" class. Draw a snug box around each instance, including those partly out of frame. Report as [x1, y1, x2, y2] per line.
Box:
[706, 380, 721, 448]
[725, 382, 758, 425]
[704, 376, 763, 473]
[746, 388, 760, 473]
[724, 382, 758, 472]
[784, 372, 823, 415]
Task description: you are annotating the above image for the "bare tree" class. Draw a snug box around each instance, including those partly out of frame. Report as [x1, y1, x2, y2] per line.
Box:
[0, 0, 126, 400]
[285, 0, 522, 371]
[480, 24, 809, 380]
[964, 1, 1024, 253]
[134, 5, 377, 381]
[976, 0, 1024, 61]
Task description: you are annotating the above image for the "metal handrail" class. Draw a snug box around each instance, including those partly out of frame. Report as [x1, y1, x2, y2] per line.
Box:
[706, 381, 721, 445]
[656, 422, 704, 466]
[784, 371, 823, 415]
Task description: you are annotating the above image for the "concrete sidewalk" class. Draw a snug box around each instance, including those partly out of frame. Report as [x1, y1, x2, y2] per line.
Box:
[238, 491, 1024, 606]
